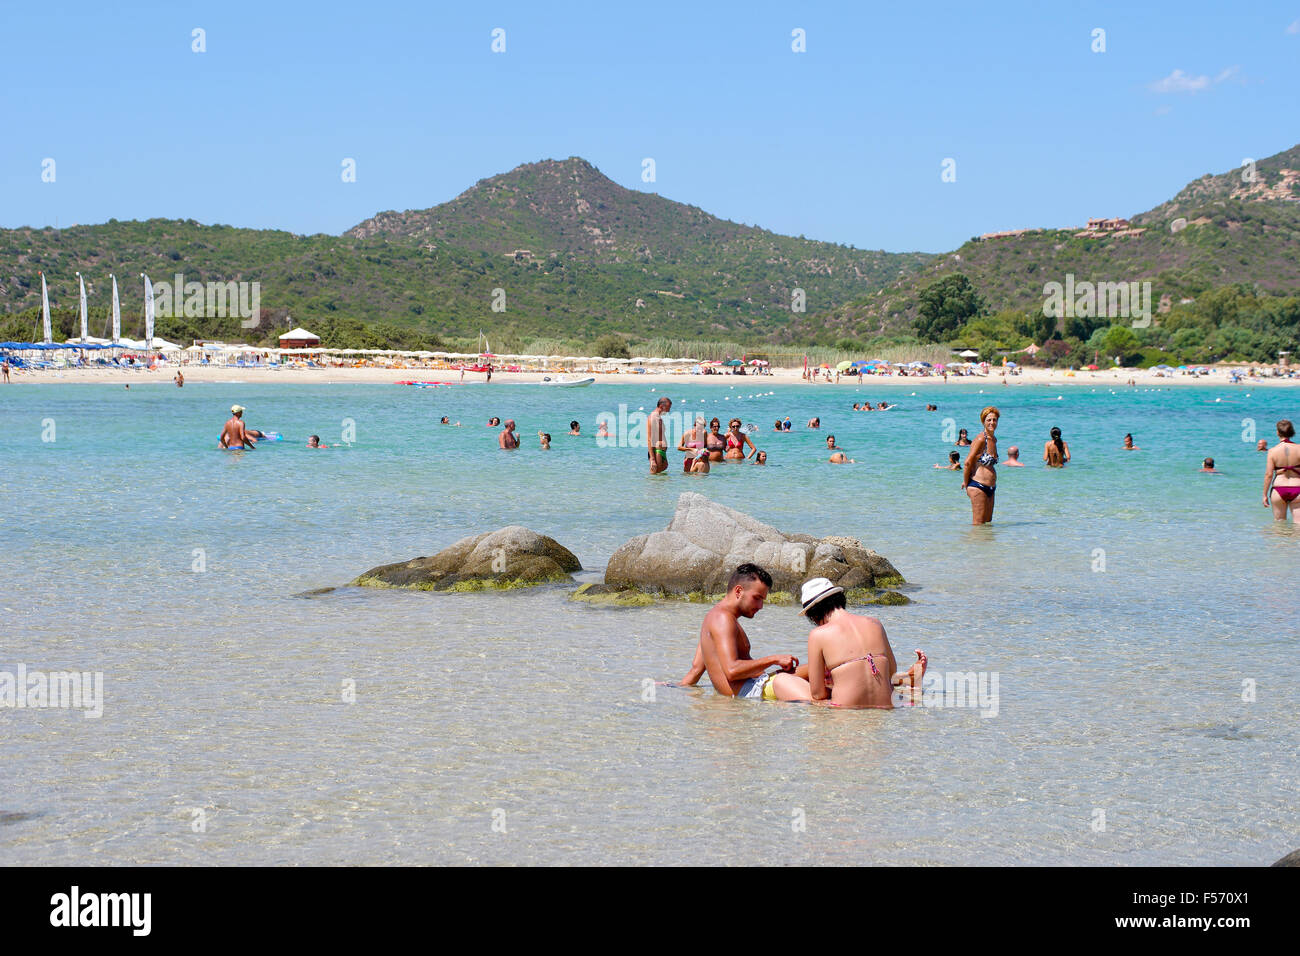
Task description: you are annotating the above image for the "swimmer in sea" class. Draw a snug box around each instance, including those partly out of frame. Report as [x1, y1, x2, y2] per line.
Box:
[705, 418, 727, 462]
[773, 420, 784, 433]
[724, 418, 757, 461]
[569, 420, 581, 436]
[678, 564, 807, 701]
[440, 417, 461, 426]
[499, 419, 520, 450]
[1043, 427, 1070, 467]
[487, 416, 500, 428]
[1257, 439, 1269, 452]
[956, 428, 971, 446]
[174, 370, 184, 387]
[539, 432, 551, 450]
[678, 415, 711, 474]
[1200, 457, 1219, 473]
[808, 417, 820, 429]
[647, 396, 672, 474]
[597, 421, 611, 439]
[797, 577, 927, 708]
[1002, 446, 1024, 467]
[1123, 433, 1139, 450]
[219, 404, 256, 450]
[962, 405, 999, 525]
[935, 450, 961, 470]
[754, 450, 768, 465]
[1264, 419, 1300, 520]
[307, 435, 328, 449]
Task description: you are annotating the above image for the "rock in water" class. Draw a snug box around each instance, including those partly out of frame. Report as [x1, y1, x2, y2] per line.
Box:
[599, 492, 905, 600]
[1272, 848, 1300, 867]
[354, 526, 581, 591]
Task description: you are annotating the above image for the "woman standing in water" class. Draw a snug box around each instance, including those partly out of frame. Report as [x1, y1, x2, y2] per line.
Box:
[678, 415, 711, 474]
[962, 406, 1000, 525]
[1043, 427, 1070, 467]
[1264, 419, 1300, 520]
[705, 417, 727, 462]
[724, 418, 758, 461]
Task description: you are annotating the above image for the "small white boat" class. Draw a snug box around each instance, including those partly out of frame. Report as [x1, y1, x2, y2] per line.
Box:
[540, 376, 595, 387]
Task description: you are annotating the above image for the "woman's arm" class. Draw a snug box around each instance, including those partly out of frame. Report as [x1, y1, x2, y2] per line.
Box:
[1042, 441, 1051, 462]
[962, 433, 985, 486]
[808, 636, 829, 701]
[1063, 441, 1071, 462]
[744, 434, 758, 457]
[1264, 457, 1275, 504]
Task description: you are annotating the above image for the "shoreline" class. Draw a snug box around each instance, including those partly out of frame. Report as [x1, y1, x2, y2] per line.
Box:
[4, 364, 1297, 388]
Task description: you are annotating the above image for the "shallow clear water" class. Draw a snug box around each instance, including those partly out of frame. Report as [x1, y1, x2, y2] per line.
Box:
[2, 379, 1297, 864]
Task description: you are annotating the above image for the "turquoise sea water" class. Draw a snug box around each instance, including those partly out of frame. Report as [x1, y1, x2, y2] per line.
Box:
[2, 379, 1297, 865]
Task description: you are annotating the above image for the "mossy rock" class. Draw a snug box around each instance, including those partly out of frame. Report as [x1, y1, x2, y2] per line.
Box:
[353, 526, 581, 592]
[570, 583, 657, 607]
[603, 493, 906, 597]
[845, 587, 912, 606]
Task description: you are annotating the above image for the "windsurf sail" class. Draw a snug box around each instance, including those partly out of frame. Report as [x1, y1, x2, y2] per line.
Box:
[142, 274, 155, 347]
[77, 273, 88, 340]
[111, 275, 121, 343]
[40, 273, 52, 343]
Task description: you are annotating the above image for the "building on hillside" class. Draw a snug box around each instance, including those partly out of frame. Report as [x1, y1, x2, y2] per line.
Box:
[978, 228, 1040, 240]
[505, 249, 534, 261]
[279, 326, 320, 349]
[1076, 216, 1145, 239]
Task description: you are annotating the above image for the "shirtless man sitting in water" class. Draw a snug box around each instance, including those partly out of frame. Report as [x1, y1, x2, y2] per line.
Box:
[219, 404, 256, 450]
[679, 564, 808, 701]
[797, 578, 926, 708]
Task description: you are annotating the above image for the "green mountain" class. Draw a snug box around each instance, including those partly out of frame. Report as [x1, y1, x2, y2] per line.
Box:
[0, 158, 930, 347]
[808, 143, 1300, 342]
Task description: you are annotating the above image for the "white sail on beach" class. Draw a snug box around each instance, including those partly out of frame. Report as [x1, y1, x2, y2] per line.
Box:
[142, 274, 155, 347]
[111, 274, 121, 343]
[41, 273, 52, 343]
[77, 273, 88, 340]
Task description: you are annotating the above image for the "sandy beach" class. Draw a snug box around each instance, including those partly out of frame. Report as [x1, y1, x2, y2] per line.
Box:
[6, 363, 1298, 388]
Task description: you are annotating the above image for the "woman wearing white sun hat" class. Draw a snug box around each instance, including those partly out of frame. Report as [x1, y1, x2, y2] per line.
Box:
[798, 578, 926, 708]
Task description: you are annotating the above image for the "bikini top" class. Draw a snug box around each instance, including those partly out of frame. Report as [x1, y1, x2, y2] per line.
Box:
[706, 432, 726, 449]
[978, 451, 998, 467]
[829, 654, 882, 676]
[1276, 438, 1300, 472]
[726, 434, 742, 449]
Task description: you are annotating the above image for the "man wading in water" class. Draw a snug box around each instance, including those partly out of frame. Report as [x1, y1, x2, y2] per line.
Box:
[647, 396, 672, 474]
[678, 564, 808, 701]
[219, 404, 256, 450]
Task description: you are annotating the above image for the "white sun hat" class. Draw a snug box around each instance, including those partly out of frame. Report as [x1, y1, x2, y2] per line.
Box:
[799, 577, 844, 615]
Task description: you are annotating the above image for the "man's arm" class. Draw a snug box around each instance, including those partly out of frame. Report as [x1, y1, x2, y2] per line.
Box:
[711, 613, 793, 683]
[680, 641, 706, 686]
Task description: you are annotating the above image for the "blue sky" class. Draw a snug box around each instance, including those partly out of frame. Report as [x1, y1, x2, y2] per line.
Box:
[4, 0, 1298, 252]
